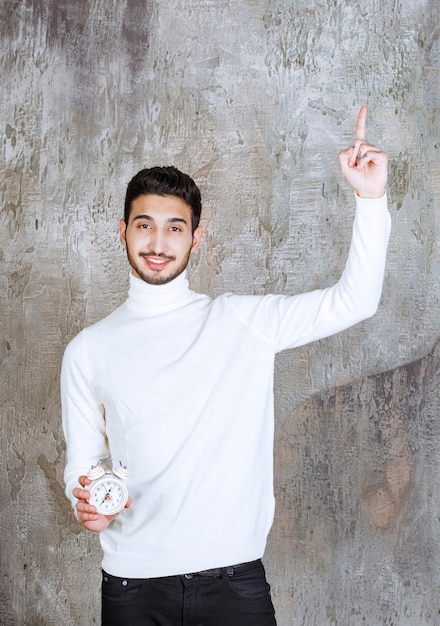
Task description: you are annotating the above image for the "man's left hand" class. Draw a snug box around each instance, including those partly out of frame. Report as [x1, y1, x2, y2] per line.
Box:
[338, 106, 388, 199]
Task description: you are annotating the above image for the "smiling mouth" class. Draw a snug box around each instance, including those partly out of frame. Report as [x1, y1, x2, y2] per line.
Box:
[140, 254, 175, 270]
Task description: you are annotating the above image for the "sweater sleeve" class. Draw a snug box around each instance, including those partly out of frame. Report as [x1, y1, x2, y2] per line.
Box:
[229, 193, 391, 353]
[61, 330, 110, 512]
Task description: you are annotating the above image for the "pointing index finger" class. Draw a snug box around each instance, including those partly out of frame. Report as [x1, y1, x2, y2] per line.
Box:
[355, 105, 367, 141]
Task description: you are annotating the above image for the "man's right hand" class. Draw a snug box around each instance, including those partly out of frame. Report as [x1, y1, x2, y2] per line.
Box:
[73, 475, 131, 532]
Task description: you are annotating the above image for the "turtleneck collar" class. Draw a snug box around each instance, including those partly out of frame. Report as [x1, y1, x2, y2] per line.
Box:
[126, 270, 194, 316]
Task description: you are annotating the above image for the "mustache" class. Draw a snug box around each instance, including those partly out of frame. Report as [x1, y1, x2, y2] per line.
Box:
[139, 252, 176, 261]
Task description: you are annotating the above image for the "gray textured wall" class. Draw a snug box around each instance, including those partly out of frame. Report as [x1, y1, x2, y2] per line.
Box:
[0, 0, 439, 624]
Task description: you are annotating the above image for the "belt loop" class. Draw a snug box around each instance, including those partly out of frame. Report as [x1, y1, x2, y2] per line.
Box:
[226, 565, 234, 577]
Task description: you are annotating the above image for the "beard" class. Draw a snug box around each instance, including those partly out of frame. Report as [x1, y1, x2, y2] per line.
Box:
[125, 245, 192, 286]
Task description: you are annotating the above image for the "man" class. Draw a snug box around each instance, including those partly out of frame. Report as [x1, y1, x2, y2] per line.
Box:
[62, 107, 390, 625]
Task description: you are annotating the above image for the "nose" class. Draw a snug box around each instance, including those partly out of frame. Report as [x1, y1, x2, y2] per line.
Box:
[148, 229, 168, 255]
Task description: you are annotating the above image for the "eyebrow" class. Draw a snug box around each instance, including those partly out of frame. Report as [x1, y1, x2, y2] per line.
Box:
[132, 214, 188, 225]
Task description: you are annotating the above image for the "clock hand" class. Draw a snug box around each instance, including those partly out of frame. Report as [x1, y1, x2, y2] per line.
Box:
[100, 491, 114, 505]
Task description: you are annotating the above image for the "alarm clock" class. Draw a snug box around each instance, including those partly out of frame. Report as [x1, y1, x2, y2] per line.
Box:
[87, 458, 129, 516]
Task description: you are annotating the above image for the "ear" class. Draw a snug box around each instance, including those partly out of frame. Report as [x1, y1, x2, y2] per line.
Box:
[191, 225, 203, 252]
[119, 219, 127, 246]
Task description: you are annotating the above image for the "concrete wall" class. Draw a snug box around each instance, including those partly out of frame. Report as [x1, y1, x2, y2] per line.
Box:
[0, 0, 438, 624]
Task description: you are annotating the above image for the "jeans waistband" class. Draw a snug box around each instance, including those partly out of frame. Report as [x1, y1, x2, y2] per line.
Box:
[184, 559, 261, 579]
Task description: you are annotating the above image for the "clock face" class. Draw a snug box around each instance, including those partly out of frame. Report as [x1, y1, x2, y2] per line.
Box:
[89, 477, 128, 515]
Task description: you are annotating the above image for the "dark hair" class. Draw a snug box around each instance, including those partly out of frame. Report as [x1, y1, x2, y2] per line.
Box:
[124, 166, 202, 232]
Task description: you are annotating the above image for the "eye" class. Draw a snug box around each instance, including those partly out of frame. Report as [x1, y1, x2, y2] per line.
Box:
[138, 223, 151, 229]
[170, 226, 182, 232]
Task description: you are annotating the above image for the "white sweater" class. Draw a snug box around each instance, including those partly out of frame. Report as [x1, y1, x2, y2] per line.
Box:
[62, 194, 391, 578]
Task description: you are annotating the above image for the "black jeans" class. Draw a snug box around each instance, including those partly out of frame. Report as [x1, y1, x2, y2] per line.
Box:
[101, 559, 277, 625]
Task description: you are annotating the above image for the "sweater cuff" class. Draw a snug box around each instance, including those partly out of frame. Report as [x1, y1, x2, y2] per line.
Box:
[355, 190, 387, 211]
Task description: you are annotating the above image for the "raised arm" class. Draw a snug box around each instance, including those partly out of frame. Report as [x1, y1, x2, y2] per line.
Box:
[338, 106, 388, 199]
[229, 107, 391, 352]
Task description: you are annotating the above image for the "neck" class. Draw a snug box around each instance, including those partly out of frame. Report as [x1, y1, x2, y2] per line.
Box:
[126, 270, 192, 315]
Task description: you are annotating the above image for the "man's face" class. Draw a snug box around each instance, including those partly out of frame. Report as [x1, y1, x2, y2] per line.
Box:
[119, 194, 203, 286]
